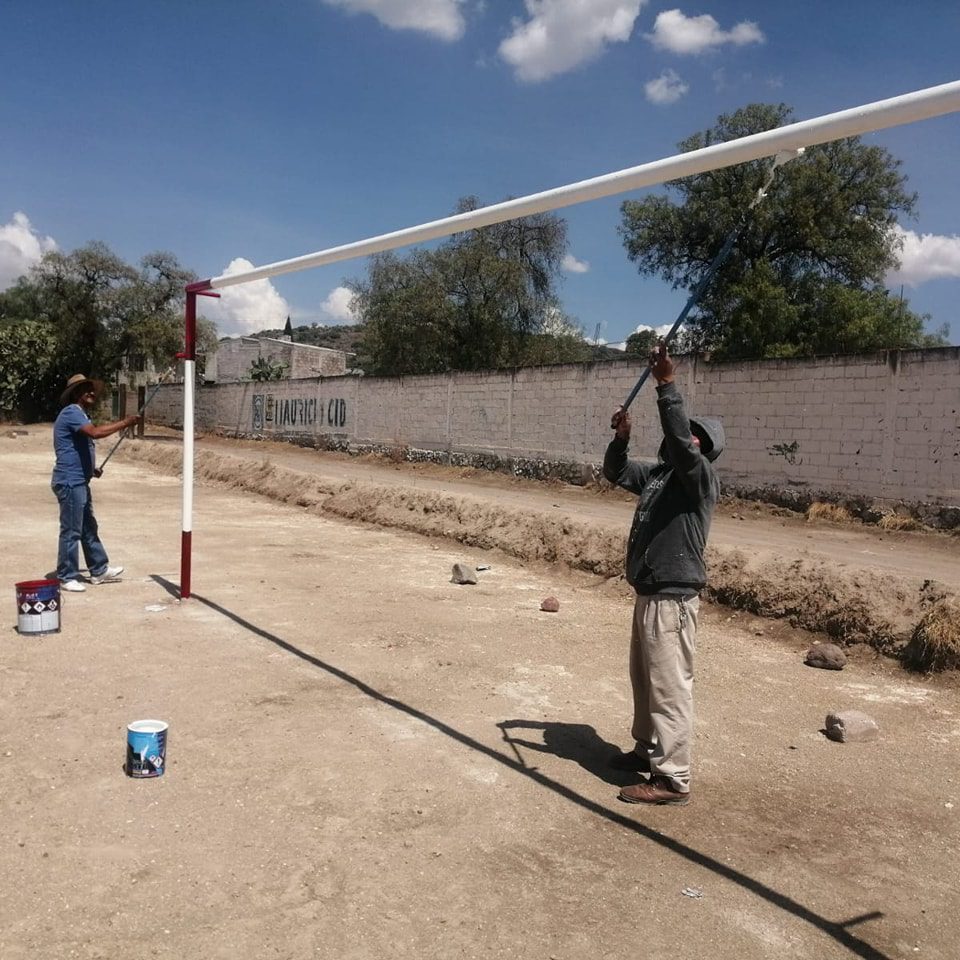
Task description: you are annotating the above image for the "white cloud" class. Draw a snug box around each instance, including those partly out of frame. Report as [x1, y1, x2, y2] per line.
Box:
[200, 258, 291, 336]
[888, 227, 960, 286]
[322, 0, 467, 41]
[633, 323, 676, 338]
[644, 69, 689, 105]
[499, 0, 646, 83]
[562, 253, 590, 273]
[0, 212, 57, 290]
[321, 285, 359, 322]
[646, 9, 764, 55]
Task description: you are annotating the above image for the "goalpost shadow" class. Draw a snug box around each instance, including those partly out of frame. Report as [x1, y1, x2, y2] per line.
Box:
[150, 575, 888, 960]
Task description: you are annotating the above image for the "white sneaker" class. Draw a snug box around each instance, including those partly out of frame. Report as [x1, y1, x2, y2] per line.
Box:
[90, 565, 124, 585]
[61, 580, 86, 593]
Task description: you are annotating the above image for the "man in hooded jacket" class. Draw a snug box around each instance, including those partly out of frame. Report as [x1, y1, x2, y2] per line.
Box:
[603, 344, 724, 806]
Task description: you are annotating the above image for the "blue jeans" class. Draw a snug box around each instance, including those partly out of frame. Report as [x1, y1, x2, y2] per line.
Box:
[52, 482, 110, 581]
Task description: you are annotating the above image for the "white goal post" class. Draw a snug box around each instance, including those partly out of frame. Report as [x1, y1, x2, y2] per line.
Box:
[175, 78, 960, 598]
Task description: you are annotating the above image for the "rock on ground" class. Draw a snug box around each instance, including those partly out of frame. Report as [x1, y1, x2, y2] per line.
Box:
[805, 643, 847, 670]
[825, 710, 880, 743]
[451, 562, 478, 584]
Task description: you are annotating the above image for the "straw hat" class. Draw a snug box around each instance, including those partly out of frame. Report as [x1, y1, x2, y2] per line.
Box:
[59, 374, 105, 408]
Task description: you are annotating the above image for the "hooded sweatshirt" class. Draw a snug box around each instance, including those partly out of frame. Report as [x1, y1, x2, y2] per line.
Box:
[603, 381, 725, 595]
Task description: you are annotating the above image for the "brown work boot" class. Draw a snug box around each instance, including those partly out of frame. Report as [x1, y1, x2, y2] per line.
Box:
[607, 749, 651, 773]
[618, 775, 690, 806]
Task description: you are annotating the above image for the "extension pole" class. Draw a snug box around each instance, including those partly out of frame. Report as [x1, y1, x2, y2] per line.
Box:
[98, 366, 176, 472]
[619, 148, 802, 413]
[619, 227, 742, 413]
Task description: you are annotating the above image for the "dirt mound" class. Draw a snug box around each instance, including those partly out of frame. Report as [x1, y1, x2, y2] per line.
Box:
[119, 440, 956, 661]
[705, 550, 918, 651]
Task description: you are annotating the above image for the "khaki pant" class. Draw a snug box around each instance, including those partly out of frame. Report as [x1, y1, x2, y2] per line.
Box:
[629, 594, 699, 793]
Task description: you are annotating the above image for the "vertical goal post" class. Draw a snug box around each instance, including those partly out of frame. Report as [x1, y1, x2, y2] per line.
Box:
[176, 78, 960, 599]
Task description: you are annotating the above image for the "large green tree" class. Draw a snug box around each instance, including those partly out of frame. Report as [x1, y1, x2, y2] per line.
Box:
[353, 198, 587, 375]
[0, 243, 217, 418]
[619, 103, 946, 359]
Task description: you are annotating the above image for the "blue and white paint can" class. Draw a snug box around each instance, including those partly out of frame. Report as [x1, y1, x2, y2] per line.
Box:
[126, 720, 168, 778]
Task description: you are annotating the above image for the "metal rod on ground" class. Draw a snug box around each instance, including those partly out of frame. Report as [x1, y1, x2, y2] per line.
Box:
[99, 367, 176, 472]
[619, 149, 802, 413]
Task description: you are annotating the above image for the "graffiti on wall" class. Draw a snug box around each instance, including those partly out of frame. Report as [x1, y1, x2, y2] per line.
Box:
[253, 395, 347, 431]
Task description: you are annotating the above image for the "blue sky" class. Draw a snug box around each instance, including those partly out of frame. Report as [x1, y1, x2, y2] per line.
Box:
[2, 1, 959, 347]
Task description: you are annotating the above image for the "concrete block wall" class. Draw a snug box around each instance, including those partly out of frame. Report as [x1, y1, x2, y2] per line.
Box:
[147, 346, 960, 507]
[210, 338, 347, 383]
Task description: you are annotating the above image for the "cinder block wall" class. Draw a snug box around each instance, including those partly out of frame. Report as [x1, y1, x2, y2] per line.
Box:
[212, 339, 346, 382]
[147, 347, 960, 506]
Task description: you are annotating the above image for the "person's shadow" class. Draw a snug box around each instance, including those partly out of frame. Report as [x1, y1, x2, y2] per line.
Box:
[497, 720, 638, 787]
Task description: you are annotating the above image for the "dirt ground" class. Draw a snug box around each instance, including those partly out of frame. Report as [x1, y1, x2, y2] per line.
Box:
[2, 428, 959, 960]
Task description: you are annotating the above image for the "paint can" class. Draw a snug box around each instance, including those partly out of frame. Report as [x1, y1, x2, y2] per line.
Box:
[126, 720, 168, 778]
[15, 579, 61, 635]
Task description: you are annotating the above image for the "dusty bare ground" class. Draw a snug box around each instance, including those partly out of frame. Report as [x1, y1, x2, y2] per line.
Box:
[2, 429, 959, 960]
[120, 432, 959, 659]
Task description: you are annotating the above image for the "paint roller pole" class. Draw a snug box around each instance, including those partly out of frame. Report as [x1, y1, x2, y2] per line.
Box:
[618, 148, 802, 414]
[98, 367, 176, 473]
[619, 225, 742, 415]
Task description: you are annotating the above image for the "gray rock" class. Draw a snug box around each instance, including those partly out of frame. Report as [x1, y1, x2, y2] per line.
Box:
[805, 643, 847, 670]
[540, 596, 560, 613]
[451, 563, 478, 585]
[824, 710, 879, 743]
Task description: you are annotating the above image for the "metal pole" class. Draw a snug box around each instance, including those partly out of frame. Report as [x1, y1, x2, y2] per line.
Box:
[180, 291, 197, 599]
[98, 366, 176, 472]
[619, 149, 801, 412]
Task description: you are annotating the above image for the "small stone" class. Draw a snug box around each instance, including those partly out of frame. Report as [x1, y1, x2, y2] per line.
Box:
[540, 596, 560, 613]
[805, 643, 847, 670]
[824, 710, 879, 743]
[451, 563, 478, 585]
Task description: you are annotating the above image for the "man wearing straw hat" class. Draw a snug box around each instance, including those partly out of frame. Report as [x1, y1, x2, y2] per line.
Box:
[52, 374, 140, 593]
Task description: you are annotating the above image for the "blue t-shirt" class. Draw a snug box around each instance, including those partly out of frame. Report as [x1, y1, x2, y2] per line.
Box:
[52, 404, 95, 486]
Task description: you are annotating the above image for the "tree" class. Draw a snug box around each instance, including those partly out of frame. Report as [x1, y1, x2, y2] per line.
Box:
[0, 319, 57, 418]
[625, 329, 659, 356]
[0, 243, 212, 418]
[619, 103, 944, 358]
[353, 197, 584, 375]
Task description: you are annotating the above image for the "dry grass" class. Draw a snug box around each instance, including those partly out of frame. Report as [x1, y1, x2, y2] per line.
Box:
[878, 513, 923, 532]
[903, 597, 960, 672]
[806, 501, 855, 524]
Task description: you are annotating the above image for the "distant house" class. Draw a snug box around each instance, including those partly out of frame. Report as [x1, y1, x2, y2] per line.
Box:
[205, 336, 349, 382]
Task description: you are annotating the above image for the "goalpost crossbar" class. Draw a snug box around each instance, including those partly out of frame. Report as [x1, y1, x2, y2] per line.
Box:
[190, 78, 960, 294]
